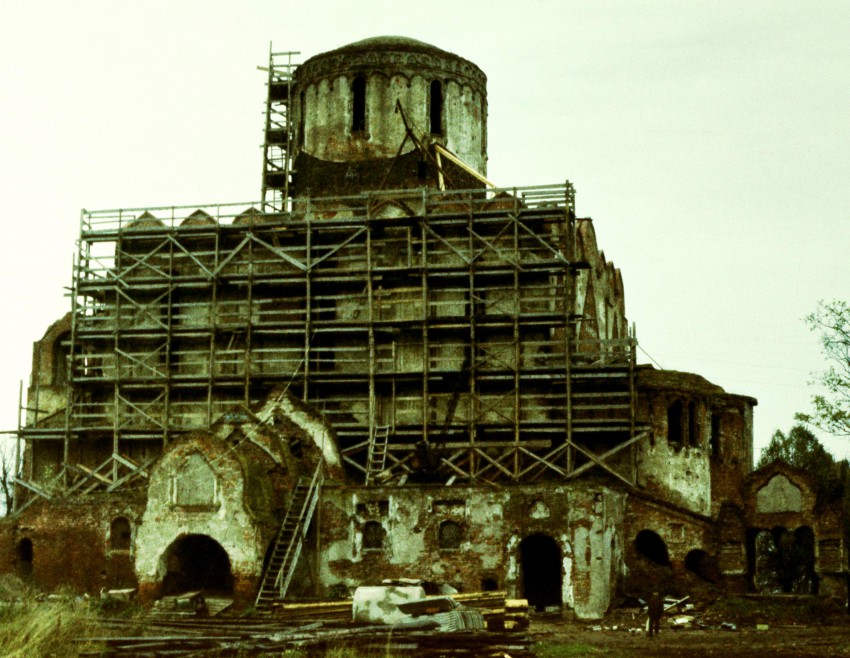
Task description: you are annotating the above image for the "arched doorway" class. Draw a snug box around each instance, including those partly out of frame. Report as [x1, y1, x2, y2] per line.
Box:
[751, 526, 817, 594]
[520, 533, 562, 611]
[685, 549, 716, 582]
[635, 529, 670, 566]
[15, 538, 33, 578]
[161, 534, 233, 595]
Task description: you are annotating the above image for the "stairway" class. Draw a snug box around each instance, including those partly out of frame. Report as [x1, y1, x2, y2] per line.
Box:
[255, 463, 323, 611]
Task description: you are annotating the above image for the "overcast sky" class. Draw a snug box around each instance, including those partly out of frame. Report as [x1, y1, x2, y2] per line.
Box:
[0, 0, 848, 460]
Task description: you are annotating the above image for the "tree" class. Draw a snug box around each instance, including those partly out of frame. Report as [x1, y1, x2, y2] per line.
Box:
[0, 437, 16, 516]
[759, 424, 833, 472]
[796, 300, 850, 436]
[758, 424, 843, 503]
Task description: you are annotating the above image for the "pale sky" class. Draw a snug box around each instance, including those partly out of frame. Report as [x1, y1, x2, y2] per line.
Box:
[0, 1, 848, 460]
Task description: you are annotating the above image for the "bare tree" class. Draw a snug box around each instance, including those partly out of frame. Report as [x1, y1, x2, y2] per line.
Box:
[0, 436, 17, 516]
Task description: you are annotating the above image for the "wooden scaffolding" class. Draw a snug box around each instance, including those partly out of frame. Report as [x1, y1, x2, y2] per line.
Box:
[15, 183, 645, 508]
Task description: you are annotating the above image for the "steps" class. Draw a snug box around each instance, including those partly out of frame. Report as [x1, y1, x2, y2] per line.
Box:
[255, 463, 323, 611]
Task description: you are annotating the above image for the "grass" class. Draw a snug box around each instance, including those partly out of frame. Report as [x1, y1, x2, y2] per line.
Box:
[0, 597, 107, 657]
[705, 595, 846, 625]
[0, 600, 400, 658]
[534, 641, 611, 657]
[264, 646, 397, 658]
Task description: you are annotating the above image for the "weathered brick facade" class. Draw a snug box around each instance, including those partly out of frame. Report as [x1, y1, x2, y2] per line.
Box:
[1, 35, 845, 619]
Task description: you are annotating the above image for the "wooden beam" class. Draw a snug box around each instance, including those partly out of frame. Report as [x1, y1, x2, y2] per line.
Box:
[566, 431, 648, 485]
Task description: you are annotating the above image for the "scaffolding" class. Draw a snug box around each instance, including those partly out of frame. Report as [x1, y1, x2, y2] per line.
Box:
[16, 183, 645, 506]
[261, 50, 300, 213]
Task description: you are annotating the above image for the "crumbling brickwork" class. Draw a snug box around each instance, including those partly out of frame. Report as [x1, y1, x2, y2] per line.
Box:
[317, 483, 625, 619]
[0, 34, 799, 618]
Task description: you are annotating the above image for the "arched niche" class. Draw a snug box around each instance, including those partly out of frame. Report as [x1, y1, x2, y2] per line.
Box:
[756, 474, 802, 513]
[173, 453, 217, 508]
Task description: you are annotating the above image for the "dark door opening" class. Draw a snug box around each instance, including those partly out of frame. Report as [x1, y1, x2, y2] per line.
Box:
[161, 534, 233, 595]
[15, 538, 33, 578]
[520, 533, 562, 611]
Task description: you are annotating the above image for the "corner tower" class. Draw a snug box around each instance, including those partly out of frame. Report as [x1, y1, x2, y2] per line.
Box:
[263, 37, 488, 204]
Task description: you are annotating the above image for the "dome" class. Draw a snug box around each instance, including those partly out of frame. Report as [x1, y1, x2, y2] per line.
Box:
[325, 35, 453, 57]
[290, 36, 488, 197]
[297, 35, 486, 89]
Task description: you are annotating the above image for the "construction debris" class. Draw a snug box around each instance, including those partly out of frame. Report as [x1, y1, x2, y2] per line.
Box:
[81, 614, 533, 657]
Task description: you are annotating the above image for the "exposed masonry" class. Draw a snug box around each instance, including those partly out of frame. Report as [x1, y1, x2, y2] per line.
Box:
[1, 35, 846, 619]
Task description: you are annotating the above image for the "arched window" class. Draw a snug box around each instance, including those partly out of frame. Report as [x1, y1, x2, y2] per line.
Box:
[362, 520, 385, 550]
[667, 400, 684, 445]
[429, 80, 443, 135]
[688, 400, 698, 446]
[110, 517, 132, 552]
[439, 520, 462, 550]
[710, 413, 721, 456]
[352, 75, 367, 133]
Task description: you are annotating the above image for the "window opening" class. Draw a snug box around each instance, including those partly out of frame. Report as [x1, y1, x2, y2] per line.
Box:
[710, 413, 721, 456]
[688, 400, 698, 446]
[667, 400, 684, 445]
[110, 517, 132, 552]
[352, 75, 366, 133]
[429, 80, 443, 135]
[439, 520, 462, 549]
[362, 520, 385, 550]
[480, 577, 498, 591]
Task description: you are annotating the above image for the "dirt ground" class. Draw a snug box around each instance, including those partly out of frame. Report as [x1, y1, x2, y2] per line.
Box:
[532, 619, 850, 657]
[529, 598, 850, 657]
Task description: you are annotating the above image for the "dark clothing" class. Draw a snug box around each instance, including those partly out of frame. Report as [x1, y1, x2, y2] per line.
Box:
[647, 595, 664, 637]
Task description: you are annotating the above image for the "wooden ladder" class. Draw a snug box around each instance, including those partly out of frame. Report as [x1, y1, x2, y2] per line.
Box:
[365, 425, 390, 485]
[254, 462, 323, 611]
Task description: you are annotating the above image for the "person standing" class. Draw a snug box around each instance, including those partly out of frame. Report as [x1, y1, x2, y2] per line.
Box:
[647, 591, 664, 637]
